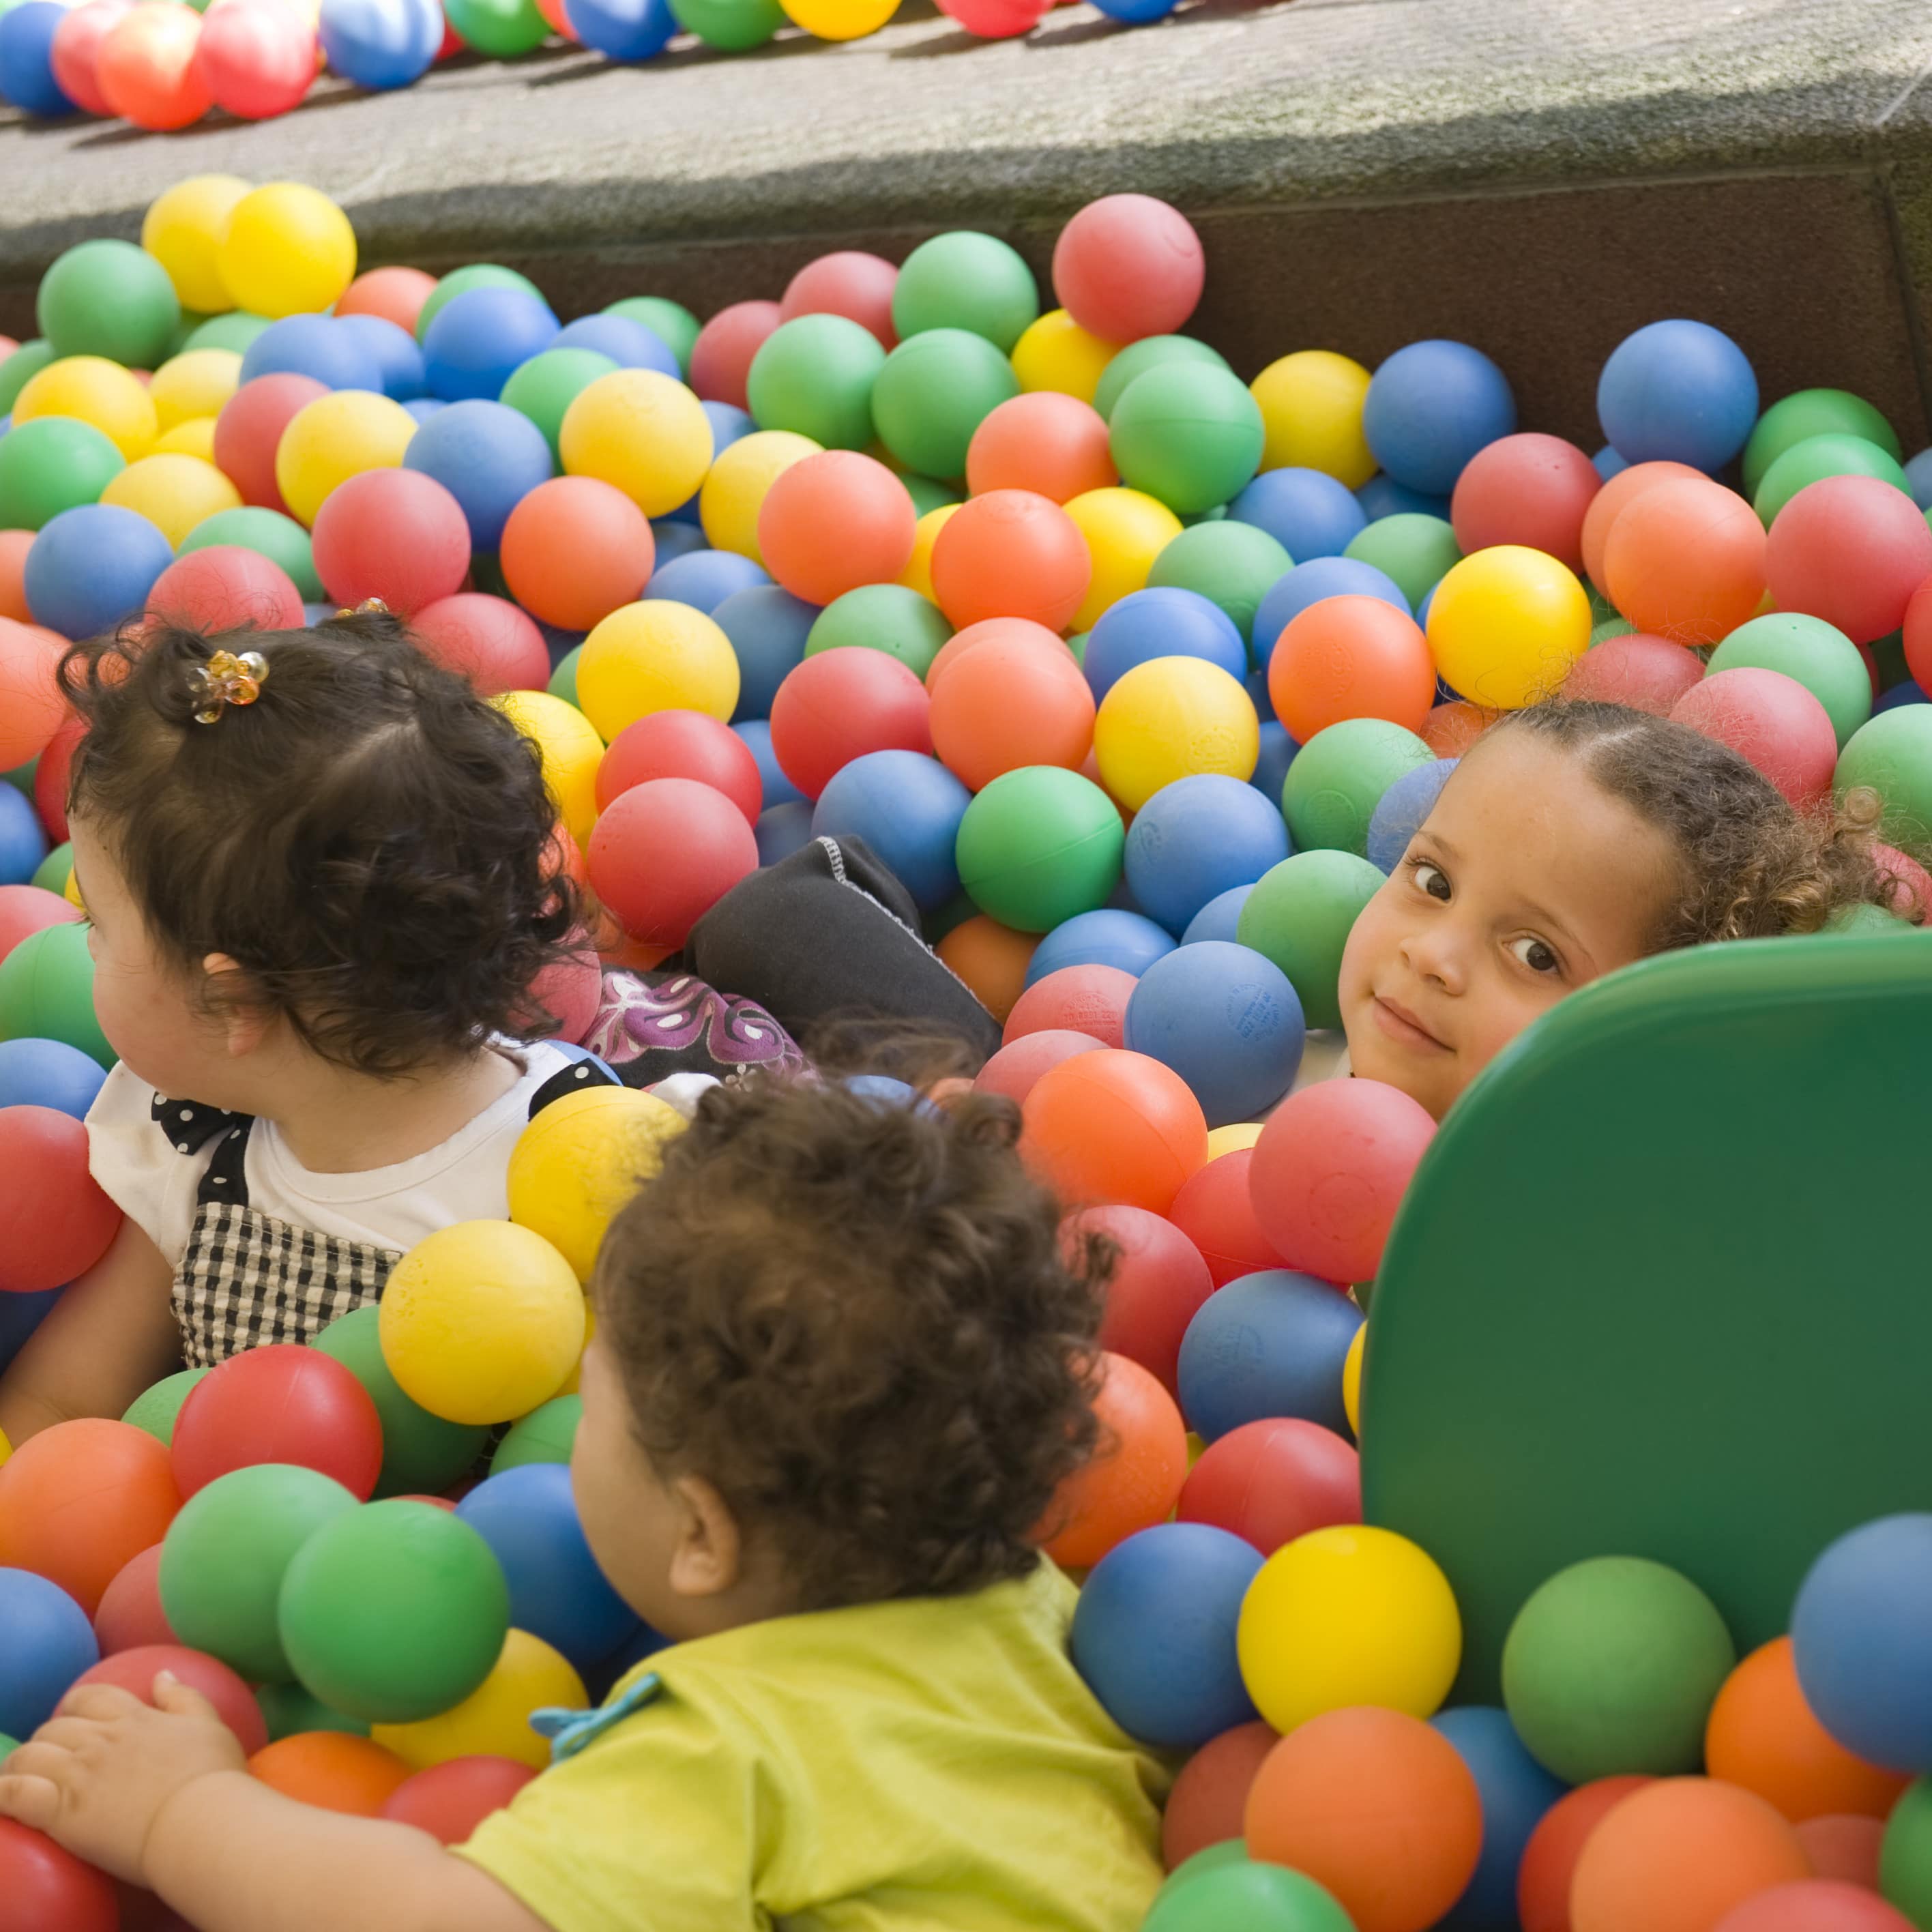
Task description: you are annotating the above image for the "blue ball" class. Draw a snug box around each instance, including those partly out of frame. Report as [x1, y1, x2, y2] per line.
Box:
[239, 315, 383, 394]
[1363, 340, 1517, 499]
[0, 1037, 106, 1118]
[1088, 0, 1180, 18]
[811, 750, 970, 911]
[566, 0, 677, 59]
[1025, 909, 1175, 987]
[1596, 319, 1758, 473]
[0, 2, 74, 117]
[1124, 774, 1292, 937]
[25, 504, 173, 642]
[404, 398, 447, 425]
[717, 585, 815, 721]
[1431, 1707, 1568, 1931]
[335, 314, 428, 402]
[0, 782, 47, 886]
[1229, 467, 1365, 563]
[1366, 757, 1457, 875]
[303, 602, 336, 626]
[553, 314, 680, 380]
[1792, 1514, 1932, 1772]
[1593, 445, 1630, 483]
[403, 400, 554, 551]
[845, 1074, 922, 1110]
[1250, 722, 1299, 806]
[1254, 557, 1410, 658]
[1906, 448, 1932, 513]
[1182, 886, 1253, 946]
[317, 0, 441, 88]
[1356, 473, 1453, 523]
[1122, 941, 1305, 1128]
[1177, 1270, 1364, 1441]
[1084, 587, 1246, 703]
[755, 800, 816, 866]
[0, 1566, 98, 1740]
[644, 549, 770, 615]
[649, 518, 709, 566]
[1877, 680, 1930, 713]
[0, 1285, 61, 1373]
[664, 403, 757, 527]
[733, 718, 806, 810]
[1070, 1525, 1263, 1748]
[422, 287, 560, 405]
[454, 1464, 641, 1672]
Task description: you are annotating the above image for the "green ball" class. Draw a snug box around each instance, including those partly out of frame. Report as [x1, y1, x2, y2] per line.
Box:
[1743, 388, 1902, 498]
[1093, 335, 1231, 423]
[489, 1394, 582, 1475]
[1280, 719, 1434, 858]
[746, 314, 885, 452]
[1345, 514, 1463, 613]
[500, 347, 619, 465]
[547, 645, 583, 710]
[954, 766, 1125, 933]
[183, 312, 270, 357]
[418, 265, 546, 345]
[278, 1499, 510, 1724]
[1236, 849, 1385, 1031]
[1708, 612, 1871, 748]
[309, 1306, 489, 1499]
[1824, 900, 1914, 937]
[38, 239, 180, 369]
[31, 842, 72, 896]
[440, 0, 546, 54]
[1150, 521, 1293, 654]
[1501, 1555, 1736, 1783]
[1586, 583, 1620, 628]
[160, 1464, 360, 1682]
[121, 1367, 210, 1446]
[181, 507, 323, 602]
[1837, 707, 1932, 847]
[3, 758, 33, 800]
[0, 415, 126, 531]
[902, 473, 963, 518]
[1154, 1841, 1250, 1904]
[0, 922, 113, 1068]
[1754, 433, 1912, 526]
[604, 298, 699, 376]
[1591, 616, 1635, 645]
[257, 1682, 370, 1744]
[1110, 364, 1265, 516]
[890, 232, 1039, 353]
[806, 584, 952, 677]
[1882, 1777, 1932, 1923]
[1064, 630, 1087, 667]
[870, 329, 1020, 482]
[163, 311, 207, 361]
[667, 0, 782, 48]
[0, 339, 55, 416]
[1145, 1859, 1354, 1932]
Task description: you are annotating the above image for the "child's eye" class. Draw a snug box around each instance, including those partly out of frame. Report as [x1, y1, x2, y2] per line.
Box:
[1508, 935, 1562, 975]
[1409, 860, 1451, 903]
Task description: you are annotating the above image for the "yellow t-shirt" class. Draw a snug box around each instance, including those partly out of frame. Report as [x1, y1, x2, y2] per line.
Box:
[456, 1560, 1169, 1932]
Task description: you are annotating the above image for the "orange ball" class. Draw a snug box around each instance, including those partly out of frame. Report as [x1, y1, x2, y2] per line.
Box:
[99, 1, 211, 131]
[1579, 458, 1706, 591]
[929, 631, 1094, 790]
[935, 914, 1037, 1022]
[248, 1733, 413, 1815]
[930, 489, 1093, 632]
[1021, 1046, 1208, 1214]
[0, 528, 33, 622]
[1517, 1776, 1654, 1932]
[1035, 1349, 1186, 1570]
[922, 614, 1064, 692]
[1421, 699, 1495, 757]
[1569, 1778, 1812, 1932]
[1602, 477, 1766, 645]
[757, 450, 916, 606]
[500, 476, 655, 634]
[337, 267, 438, 336]
[1244, 1706, 1483, 1932]
[1706, 1639, 1908, 1823]
[1268, 594, 1436, 741]
[965, 392, 1117, 503]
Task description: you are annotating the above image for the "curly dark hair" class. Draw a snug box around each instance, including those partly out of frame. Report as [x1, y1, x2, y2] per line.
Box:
[61, 610, 581, 1077]
[594, 1074, 1111, 1611]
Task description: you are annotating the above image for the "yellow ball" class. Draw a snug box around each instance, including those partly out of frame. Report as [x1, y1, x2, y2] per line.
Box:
[153, 418, 219, 463]
[900, 502, 962, 604]
[576, 600, 740, 743]
[1342, 1324, 1364, 1437]
[0, 1424, 10, 1468]
[559, 370, 714, 519]
[149, 348, 241, 432]
[63, 870, 85, 913]
[217, 182, 357, 320]
[274, 389, 415, 528]
[555, 1300, 595, 1398]
[1205, 1122, 1265, 1160]
[780, 0, 896, 37]
[379, 1220, 585, 1426]
[1010, 309, 1118, 404]
[141, 175, 252, 315]
[508, 1085, 686, 1282]
[14, 356, 158, 461]
[491, 690, 604, 849]
[1426, 545, 1592, 711]
[1062, 486, 1184, 633]
[372, 1630, 585, 1772]
[1093, 656, 1259, 812]
[698, 429, 821, 562]
[100, 454, 242, 549]
[1236, 1524, 1461, 1733]
[1250, 350, 1376, 488]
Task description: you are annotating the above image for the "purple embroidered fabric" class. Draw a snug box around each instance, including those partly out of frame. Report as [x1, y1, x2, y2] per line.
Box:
[585, 971, 806, 1089]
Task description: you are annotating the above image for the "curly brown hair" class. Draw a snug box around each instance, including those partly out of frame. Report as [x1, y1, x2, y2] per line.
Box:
[594, 1074, 1111, 1612]
[61, 610, 580, 1077]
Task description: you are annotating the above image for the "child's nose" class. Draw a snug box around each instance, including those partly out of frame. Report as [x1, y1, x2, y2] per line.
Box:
[1401, 920, 1466, 993]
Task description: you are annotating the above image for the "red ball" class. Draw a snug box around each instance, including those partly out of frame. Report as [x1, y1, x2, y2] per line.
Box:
[523, 946, 603, 1046]
[310, 468, 471, 617]
[192, 0, 314, 119]
[1795, 1815, 1884, 1890]
[935, 0, 1048, 36]
[0, 617, 66, 768]
[688, 299, 783, 411]
[1067, 1200, 1212, 1394]
[780, 252, 898, 350]
[1248, 1079, 1435, 1286]
[767, 647, 933, 800]
[0, 885, 80, 966]
[587, 776, 759, 948]
[930, 628, 1095, 790]
[1873, 840, 1932, 924]
[146, 545, 304, 635]
[923, 613, 1066, 693]
[1766, 475, 1932, 646]
[758, 451, 916, 606]
[1167, 1147, 1282, 1287]
[214, 375, 329, 517]
[966, 393, 1117, 503]
[930, 489, 1092, 633]
[410, 594, 549, 697]
[380, 1755, 536, 1845]
[0, 1105, 123, 1293]
[1712, 1882, 1914, 1932]
[33, 716, 85, 843]
[500, 475, 655, 635]
[0, 1818, 117, 1932]
[973, 1029, 1104, 1105]
[50, 0, 136, 116]
[1603, 478, 1767, 646]
[1003, 964, 1136, 1048]
[1562, 632, 1706, 716]
[98, 1, 210, 132]
[93, 1542, 176, 1655]
[1268, 594, 1435, 741]
[170, 1345, 383, 1500]
[594, 709, 763, 823]
[1670, 667, 1839, 810]
[1161, 1720, 1278, 1869]
[1176, 1416, 1360, 1555]
[1450, 433, 1602, 572]
[1518, 1777, 1656, 1932]
[1022, 1047, 1210, 1216]
[72, 1643, 267, 1754]
[1051, 194, 1205, 345]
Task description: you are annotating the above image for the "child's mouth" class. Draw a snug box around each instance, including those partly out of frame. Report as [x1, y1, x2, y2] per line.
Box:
[1371, 993, 1450, 1053]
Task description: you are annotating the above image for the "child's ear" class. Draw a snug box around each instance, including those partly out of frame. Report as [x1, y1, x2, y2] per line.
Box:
[202, 952, 274, 1057]
[667, 1476, 742, 1599]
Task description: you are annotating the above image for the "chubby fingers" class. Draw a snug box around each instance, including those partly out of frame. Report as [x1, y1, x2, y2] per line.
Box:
[55, 1683, 147, 1724]
[149, 1674, 224, 1727]
[0, 1771, 62, 1830]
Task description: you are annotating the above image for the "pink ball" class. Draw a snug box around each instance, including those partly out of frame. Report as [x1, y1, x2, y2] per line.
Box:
[1248, 1078, 1436, 1286]
[1002, 964, 1138, 1048]
[1669, 666, 1839, 810]
[1766, 474, 1932, 645]
[50, 0, 134, 115]
[93, 1544, 175, 1656]
[338, 267, 437, 336]
[409, 594, 549, 697]
[146, 545, 304, 635]
[214, 374, 327, 517]
[1167, 1147, 1283, 1287]
[310, 469, 471, 617]
[688, 300, 783, 412]
[192, 0, 314, 119]
[1711, 1882, 1916, 1932]
[1562, 632, 1706, 716]
[1449, 433, 1601, 573]
[935, 0, 1048, 37]
[1068, 1200, 1214, 1395]
[1873, 840, 1932, 923]
[1051, 194, 1205, 345]
[779, 251, 898, 350]
[767, 647, 933, 800]
[974, 1028, 1105, 1104]
[586, 777, 759, 948]
[524, 947, 602, 1045]
[1177, 1416, 1361, 1554]
[595, 709, 763, 823]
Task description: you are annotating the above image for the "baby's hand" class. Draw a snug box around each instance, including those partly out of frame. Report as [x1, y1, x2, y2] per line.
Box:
[0, 1671, 246, 1884]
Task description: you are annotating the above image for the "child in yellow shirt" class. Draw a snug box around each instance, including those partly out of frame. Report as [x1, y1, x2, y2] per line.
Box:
[0, 1075, 1169, 1932]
